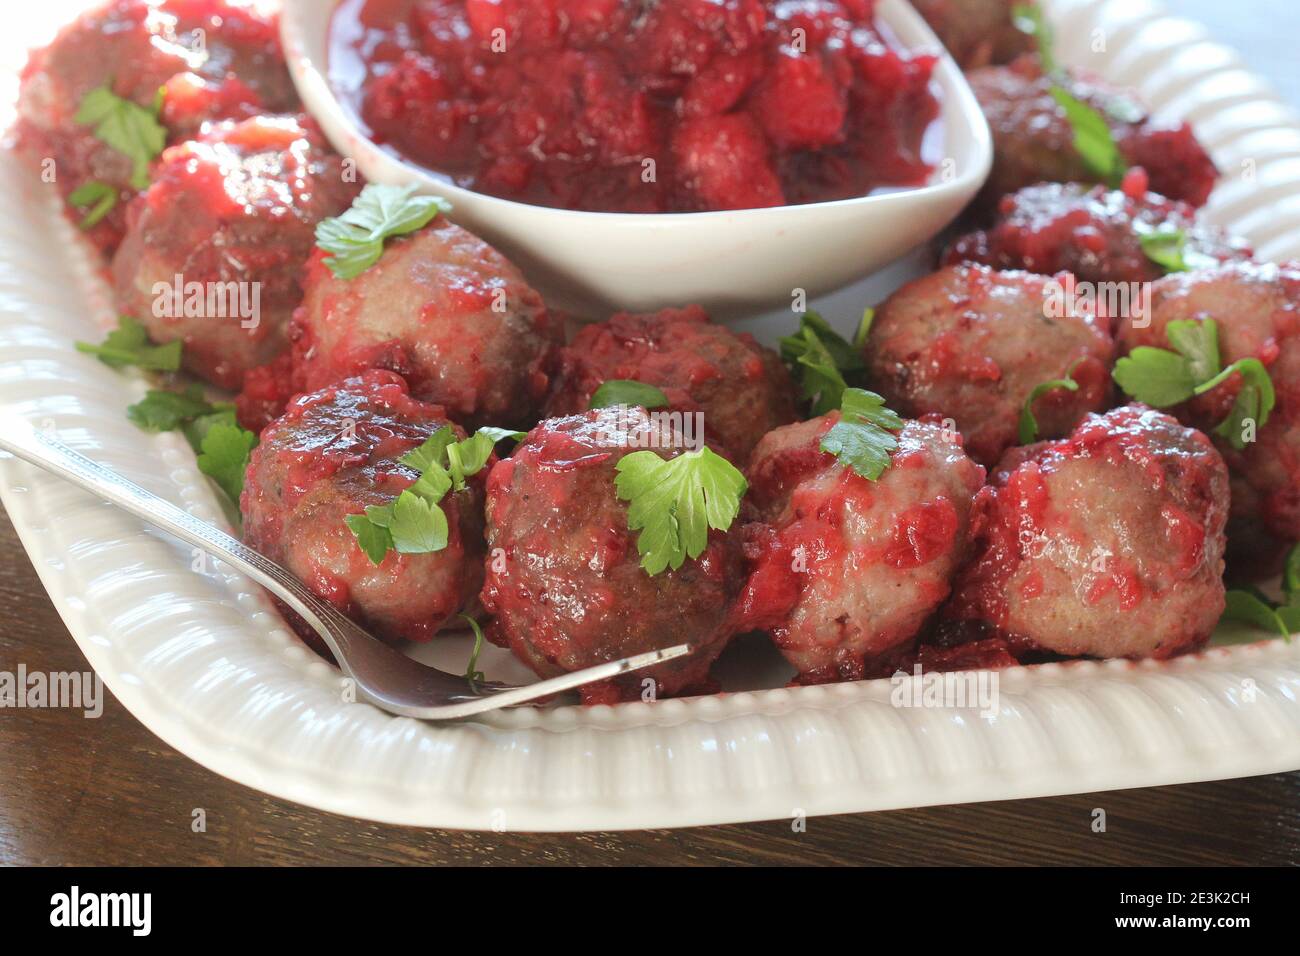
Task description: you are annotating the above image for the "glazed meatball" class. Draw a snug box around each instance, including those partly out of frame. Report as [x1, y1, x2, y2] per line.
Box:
[911, 0, 1034, 70]
[737, 417, 985, 684]
[241, 370, 486, 646]
[481, 407, 745, 704]
[15, 0, 296, 253]
[1116, 261, 1300, 563]
[544, 305, 798, 463]
[112, 114, 360, 391]
[292, 218, 561, 430]
[864, 264, 1114, 467]
[968, 57, 1218, 215]
[946, 182, 1252, 285]
[943, 406, 1230, 659]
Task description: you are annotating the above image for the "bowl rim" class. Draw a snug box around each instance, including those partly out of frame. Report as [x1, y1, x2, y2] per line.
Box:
[279, 0, 994, 226]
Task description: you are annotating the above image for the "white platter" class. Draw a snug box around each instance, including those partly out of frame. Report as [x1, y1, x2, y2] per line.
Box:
[1, 0, 1300, 832]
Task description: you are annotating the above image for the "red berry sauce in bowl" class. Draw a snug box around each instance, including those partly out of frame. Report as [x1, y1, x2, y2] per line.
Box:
[329, 0, 941, 213]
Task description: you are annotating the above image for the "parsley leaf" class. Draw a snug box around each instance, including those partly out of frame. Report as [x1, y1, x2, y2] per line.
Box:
[819, 388, 904, 481]
[316, 184, 451, 279]
[1113, 346, 1198, 406]
[389, 490, 449, 554]
[1114, 318, 1275, 449]
[1019, 363, 1081, 445]
[127, 385, 217, 433]
[1050, 86, 1127, 187]
[1221, 546, 1300, 642]
[1137, 227, 1217, 274]
[1012, 3, 1059, 76]
[614, 447, 747, 575]
[780, 311, 864, 415]
[68, 181, 119, 230]
[345, 513, 394, 566]
[75, 85, 166, 191]
[348, 424, 513, 564]
[589, 380, 670, 410]
[1207, 358, 1275, 447]
[197, 423, 257, 502]
[75, 316, 182, 371]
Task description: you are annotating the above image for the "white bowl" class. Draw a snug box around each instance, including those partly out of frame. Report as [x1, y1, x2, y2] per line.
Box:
[279, 0, 992, 316]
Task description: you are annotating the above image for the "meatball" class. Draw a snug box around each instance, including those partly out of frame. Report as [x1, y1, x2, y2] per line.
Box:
[736, 417, 985, 684]
[945, 182, 1252, 285]
[481, 407, 744, 704]
[241, 370, 486, 646]
[968, 56, 1218, 214]
[15, 0, 297, 253]
[292, 218, 561, 431]
[863, 263, 1114, 467]
[943, 405, 1230, 659]
[911, 0, 1034, 70]
[1116, 261, 1300, 560]
[544, 305, 798, 464]
[112, 114, 360, 391]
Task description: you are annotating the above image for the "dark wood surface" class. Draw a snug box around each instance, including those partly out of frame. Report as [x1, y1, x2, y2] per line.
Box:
[1, 509, 1297, 865]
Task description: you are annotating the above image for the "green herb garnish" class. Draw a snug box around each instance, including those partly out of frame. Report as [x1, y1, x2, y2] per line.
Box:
[75, 316, 181, 372]
[75, 86, 166, 191]
[1019, 362, 1082, 444]
[346, 424, 514, 564]
[614, 446, 747, 576]
[461, 614, 487, 684]
[819, 388, 904, 481]
[196, 423, 257, 502]
[779, 311, 865, 415]
[1137, 226, 1217, 274]
[316, 184, 451, 279]
[1113, 318, 1274, 449]
[68, 181, 119, 230]
[1050, 86, 1127, 187]
[589, 380, 670, 410]
[1221, 547, 1300, 640]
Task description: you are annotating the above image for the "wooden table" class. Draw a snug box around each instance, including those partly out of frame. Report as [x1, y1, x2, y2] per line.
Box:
[2, 510, 1298, 865]
[5, 0, 1300, 868]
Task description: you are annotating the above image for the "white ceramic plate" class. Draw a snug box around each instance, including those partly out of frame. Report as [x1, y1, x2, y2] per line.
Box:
[282, 0, 991, 317]
[2, 0, 1300, 832]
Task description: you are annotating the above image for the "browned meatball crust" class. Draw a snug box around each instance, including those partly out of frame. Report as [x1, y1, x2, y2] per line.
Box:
[864, 263, 1114, 467]
[737, 417, 985, 683]
[481, 407, 745, 704]
[943, 406, 1230, 659]
[241, 370, 487, 648]
[292, 219, 562, 431]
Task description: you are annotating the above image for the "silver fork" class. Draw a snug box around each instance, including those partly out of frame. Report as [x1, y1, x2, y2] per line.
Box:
[0, 415, 691, 719]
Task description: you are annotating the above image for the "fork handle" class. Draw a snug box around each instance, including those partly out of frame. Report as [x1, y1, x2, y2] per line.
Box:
[0, 414, 336, 639]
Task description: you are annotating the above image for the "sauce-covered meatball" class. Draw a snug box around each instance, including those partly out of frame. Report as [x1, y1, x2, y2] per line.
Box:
[863, 263, 1114, 467]
[911, 0, 1034, 70]
[967, 56, 1218, 215]
[946, 181, 1252, 285]
[481, 407, 745, 703]
[15, 0, 297, 253]
[1116, 261, 1300, 564]
[737, 417, 985, 684]
[943, 406, 1230, 659]
[241, 370, 486, 646]
[112, 114, 360, 390]
[292, 217, 561, 430]
[544, 305, 798, 464]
